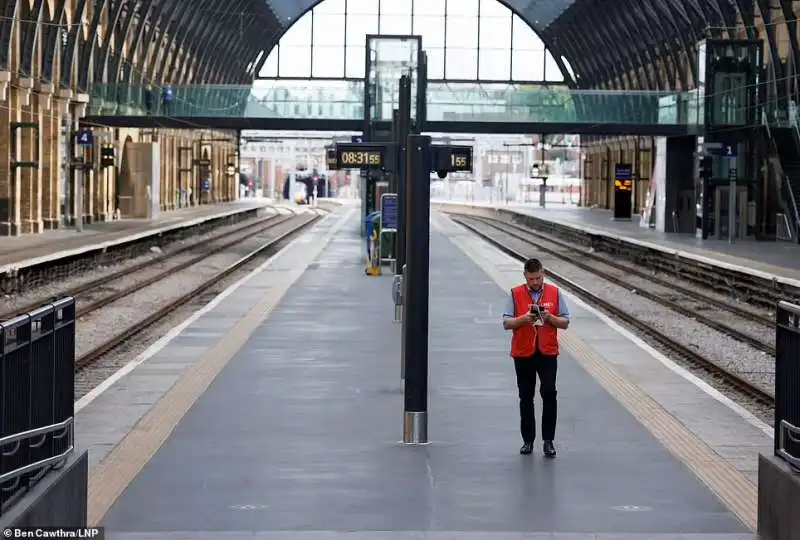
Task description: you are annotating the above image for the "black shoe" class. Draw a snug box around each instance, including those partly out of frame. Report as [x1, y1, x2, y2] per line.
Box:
[543, 440, 556, 458]
[520, 442, 533, 455]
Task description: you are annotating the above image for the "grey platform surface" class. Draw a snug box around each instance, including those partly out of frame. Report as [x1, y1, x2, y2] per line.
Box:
[440, 200, 800, 278]
[100, 221, 751, 538]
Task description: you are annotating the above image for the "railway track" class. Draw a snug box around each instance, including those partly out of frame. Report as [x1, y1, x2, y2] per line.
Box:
[450, 214, 775, 408]
[75, 210, 322, 371]
[0, 207, 299, 322]
[459, 214, 775, 355]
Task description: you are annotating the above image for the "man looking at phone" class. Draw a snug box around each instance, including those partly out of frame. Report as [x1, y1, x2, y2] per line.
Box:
[502, 257, 570, 457]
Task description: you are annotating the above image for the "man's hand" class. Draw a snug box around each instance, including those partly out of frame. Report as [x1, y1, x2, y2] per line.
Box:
[518, 312, 536, 325]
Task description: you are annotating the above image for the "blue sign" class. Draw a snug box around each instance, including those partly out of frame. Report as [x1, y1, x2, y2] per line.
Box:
[381, 193, 397, 229]
[351, 135, 367, 143]
[724, 144, 737, 157]
[76, 129, 93, 146]
[201, 179, 210, 191]
[614, 163, 633, 180]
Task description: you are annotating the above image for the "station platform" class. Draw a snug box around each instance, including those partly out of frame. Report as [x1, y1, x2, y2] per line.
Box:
[75, 201, 771, 539]
[0, 200, 281, 274]
[433, 199, 800, 285]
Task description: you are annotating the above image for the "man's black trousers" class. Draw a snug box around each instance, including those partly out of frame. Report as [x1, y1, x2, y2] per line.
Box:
[513, 352, 558, 443]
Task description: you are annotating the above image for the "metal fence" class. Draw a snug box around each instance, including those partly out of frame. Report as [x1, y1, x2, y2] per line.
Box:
[0, 298, 76, 516]
[776, 300, 800, 470]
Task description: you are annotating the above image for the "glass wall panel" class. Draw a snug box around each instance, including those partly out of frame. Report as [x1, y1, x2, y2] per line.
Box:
[258, 0, 565, 83]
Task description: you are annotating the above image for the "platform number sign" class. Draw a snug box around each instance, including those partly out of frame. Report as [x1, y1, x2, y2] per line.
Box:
[76, 129, 93, 147]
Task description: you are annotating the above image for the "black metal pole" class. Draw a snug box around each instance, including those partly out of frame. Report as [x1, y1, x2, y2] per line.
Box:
[396, 75, 411, 275]
[402, 134, 431, 445]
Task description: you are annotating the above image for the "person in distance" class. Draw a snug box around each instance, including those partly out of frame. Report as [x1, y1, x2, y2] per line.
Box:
[502, 257, 570, 457]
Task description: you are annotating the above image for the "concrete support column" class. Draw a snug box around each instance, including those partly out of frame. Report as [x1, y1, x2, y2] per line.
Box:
[16, 76, 42, 234]
[40, 82, 60, 229]
[94, 128, 113, 222]
[70, 94, 91, 225]
[52, 89, 72, 229]
[0, 71, 20, 235]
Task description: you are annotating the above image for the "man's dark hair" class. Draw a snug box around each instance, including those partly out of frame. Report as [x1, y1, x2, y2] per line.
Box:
[524, 258, 543, 273]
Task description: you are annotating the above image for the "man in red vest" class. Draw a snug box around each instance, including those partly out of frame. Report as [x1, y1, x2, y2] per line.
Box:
[502, 257, 570, 457]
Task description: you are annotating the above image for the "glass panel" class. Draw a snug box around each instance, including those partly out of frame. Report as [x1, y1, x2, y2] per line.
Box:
[511, 15, 544, 51]
[414, 0, 445, 16]
[345, 45, 366, 78]
[279, 13, 311, 46]
[426, 46, 445, 79]
[261, 48, 278, 77]
[89, 82, 686, 127]
[446, 16, 478, 49]
[512, 49, 545, 81]
[379, 0, 412, 15]
[380, 14, 412, 34]
[348, 0, 379, 15]
[312, 46, 345, 78]
[448, 0, 479, 17]
[346, 13, 378, 45]
[411, 15, 445, 48]
[446, 48, 477, 79]
[544, 52, 564, 82]
[312, 13, 345, 46]
[279, 45, 312, 77]
[315, 0, 345, 14]
[478, 48, 510, 80]
[478, 14, 510, 50]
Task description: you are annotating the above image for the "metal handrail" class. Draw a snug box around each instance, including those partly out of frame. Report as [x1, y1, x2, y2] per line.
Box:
[779, 419, 800, 472]
[764, 109, 800, 238]
[0, 417, 74, 484]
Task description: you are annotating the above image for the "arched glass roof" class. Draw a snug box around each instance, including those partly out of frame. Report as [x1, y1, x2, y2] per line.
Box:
[258, 0, 572, 83]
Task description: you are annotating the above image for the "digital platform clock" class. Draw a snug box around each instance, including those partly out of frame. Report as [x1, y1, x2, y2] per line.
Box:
[432, 144, 473, 174]
[335, 143, 387, 169]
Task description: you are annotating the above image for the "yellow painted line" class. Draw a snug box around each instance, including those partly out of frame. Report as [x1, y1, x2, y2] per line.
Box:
[442, 222, 758, 532]
[86, 209, 353, 525]
[560, 333, 757, 531]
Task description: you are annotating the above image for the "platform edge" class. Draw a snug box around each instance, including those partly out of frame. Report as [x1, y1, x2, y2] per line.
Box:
[84, 206, 356, 526]
[437, 212, 759, 532]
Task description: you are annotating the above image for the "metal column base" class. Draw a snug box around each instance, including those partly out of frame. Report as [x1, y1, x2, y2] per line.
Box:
[402, 411, 429, 445]
[394, 304, 403, 323]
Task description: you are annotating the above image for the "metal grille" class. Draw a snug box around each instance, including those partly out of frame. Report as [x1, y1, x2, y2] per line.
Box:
[0, 298, 76, 516]
[776, 301, 800, 469]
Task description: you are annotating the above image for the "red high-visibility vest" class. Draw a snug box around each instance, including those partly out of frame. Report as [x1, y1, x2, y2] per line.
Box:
[510, 283, 560, 358]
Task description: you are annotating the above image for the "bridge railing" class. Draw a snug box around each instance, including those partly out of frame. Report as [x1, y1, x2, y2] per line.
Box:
[776, 300, 800, 470]
[87, 82, 695, 125]
[0, 298, 76, 517]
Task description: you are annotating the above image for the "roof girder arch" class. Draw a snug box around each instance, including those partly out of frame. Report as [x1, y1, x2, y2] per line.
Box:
[0, 0, 19, 70]
[19, 0, 46, 77]
[580, 1, 638, 90]
[570, 2, 639, 120]
[142, 0, 184, 84]
[646, 0, 695, 87]
[58, 0, 88, 88]
[175, 1, 248, 84]
[76, 0, 112, 90]
[605, 0, 660, 90]
[95, 0, 130, 85]
[634, 0, 682, 89]
[778, 0, 800, 92]
[753, 0, 785, 88]
[108, 0, 156, 85]
[41, 0, 68, 82]
[157, 0, 216, 84]
[115, 0, 160, 84]
[188, 0, 251, 84]
[547, 6, 607, 87]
